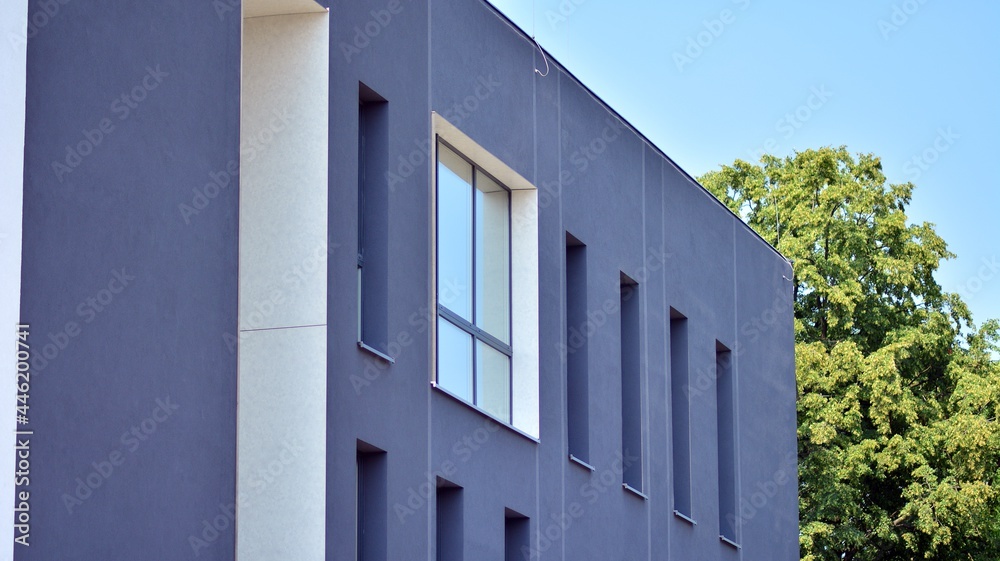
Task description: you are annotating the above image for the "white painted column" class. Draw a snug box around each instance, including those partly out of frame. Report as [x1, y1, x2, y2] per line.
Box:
[238, 3, 329, 560]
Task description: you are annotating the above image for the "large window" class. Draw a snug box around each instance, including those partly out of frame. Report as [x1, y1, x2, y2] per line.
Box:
[436, 141, 512, 423]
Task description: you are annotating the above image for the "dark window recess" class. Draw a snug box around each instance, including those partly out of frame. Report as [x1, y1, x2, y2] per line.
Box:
[356, 442, 387, 561]
[436, 481, 463, 561]
[358, 83, 389, 356]
[670, 309, 692, 516]
[565, 233, 589, 463]
[504, 509, 529, 561]
[620, 272, 642, 491]
[716, 343, 737, 543]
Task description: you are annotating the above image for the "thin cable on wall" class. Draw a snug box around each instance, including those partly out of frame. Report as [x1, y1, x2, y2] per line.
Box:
[782, 258, 794, 282]
[767, 180, 791, 281]
[531, 0, 549, 77]
[533, 37, 550, 77]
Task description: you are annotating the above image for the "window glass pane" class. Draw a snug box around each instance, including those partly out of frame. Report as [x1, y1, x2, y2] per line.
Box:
[476, 341, 510, 422]
[437, 144, 473, 320]
[475, 171, 510, 343]
[438, 316, 473, 401]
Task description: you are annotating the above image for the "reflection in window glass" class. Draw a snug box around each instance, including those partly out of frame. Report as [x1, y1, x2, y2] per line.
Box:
[475, 171, 510, 344]
[435, 140, 512, 424]
[437, 145, 473, 320]
[476, 340, 510, 421]
[437, 316, 473, 402]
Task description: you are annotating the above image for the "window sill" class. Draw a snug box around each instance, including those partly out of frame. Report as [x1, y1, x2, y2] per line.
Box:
[358, 341, 395, 364]
[720, 536, 741, 550]
[568, 454, 595, 472]
[673, 510, 697, 525]
[622, 483, 648, 500]
[430, 381, 539, 443]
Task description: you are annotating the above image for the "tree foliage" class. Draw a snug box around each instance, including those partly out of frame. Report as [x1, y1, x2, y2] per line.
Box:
[700, 147, 1000, 560]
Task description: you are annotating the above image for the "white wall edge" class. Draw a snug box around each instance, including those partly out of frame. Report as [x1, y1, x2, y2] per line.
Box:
[1, 0, 28, 557]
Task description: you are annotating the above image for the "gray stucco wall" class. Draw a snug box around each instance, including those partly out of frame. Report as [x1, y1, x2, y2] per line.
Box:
[18, 1, 241, 559]
[16, 0, 795, 558]
[327, 0, 434, 559]
[328, 0, 797, 560]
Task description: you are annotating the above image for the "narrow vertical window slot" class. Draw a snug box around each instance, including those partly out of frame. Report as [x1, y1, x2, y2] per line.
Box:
[436, 481, 463, 561]
[716, 343, 738, 544]
[620, 272, 643, 491]
[356, 443, 387, 561]
[670, 309, 692, 518]
[565, 233, 589, 464]
[504, 509, 529, 561]
[358, 83, 390, 357]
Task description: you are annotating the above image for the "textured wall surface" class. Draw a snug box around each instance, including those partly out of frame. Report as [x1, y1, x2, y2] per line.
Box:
[18, 1, 241, 559]
[327, 1, 798, 560]
[16, 0, 796, 558]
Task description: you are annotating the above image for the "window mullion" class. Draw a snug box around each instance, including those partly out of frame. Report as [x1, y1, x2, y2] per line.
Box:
[438, 305, 511, 357]
[475, 329, 511, 357]
[470, 170, 479, 406]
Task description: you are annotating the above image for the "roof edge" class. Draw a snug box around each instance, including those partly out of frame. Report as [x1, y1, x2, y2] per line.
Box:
[476, 0, 792, 265]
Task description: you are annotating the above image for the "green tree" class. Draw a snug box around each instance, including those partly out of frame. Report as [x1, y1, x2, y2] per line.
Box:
[700, 147, 1000, 560]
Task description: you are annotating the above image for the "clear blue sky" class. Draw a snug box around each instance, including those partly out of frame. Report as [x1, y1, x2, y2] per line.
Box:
[488, 0, 1000, 328]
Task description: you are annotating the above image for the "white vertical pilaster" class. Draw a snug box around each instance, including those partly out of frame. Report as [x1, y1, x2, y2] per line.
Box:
[238, 5, 329, 561]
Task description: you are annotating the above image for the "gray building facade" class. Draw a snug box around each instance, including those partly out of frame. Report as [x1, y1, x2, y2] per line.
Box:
[8, 0, 798, 559]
